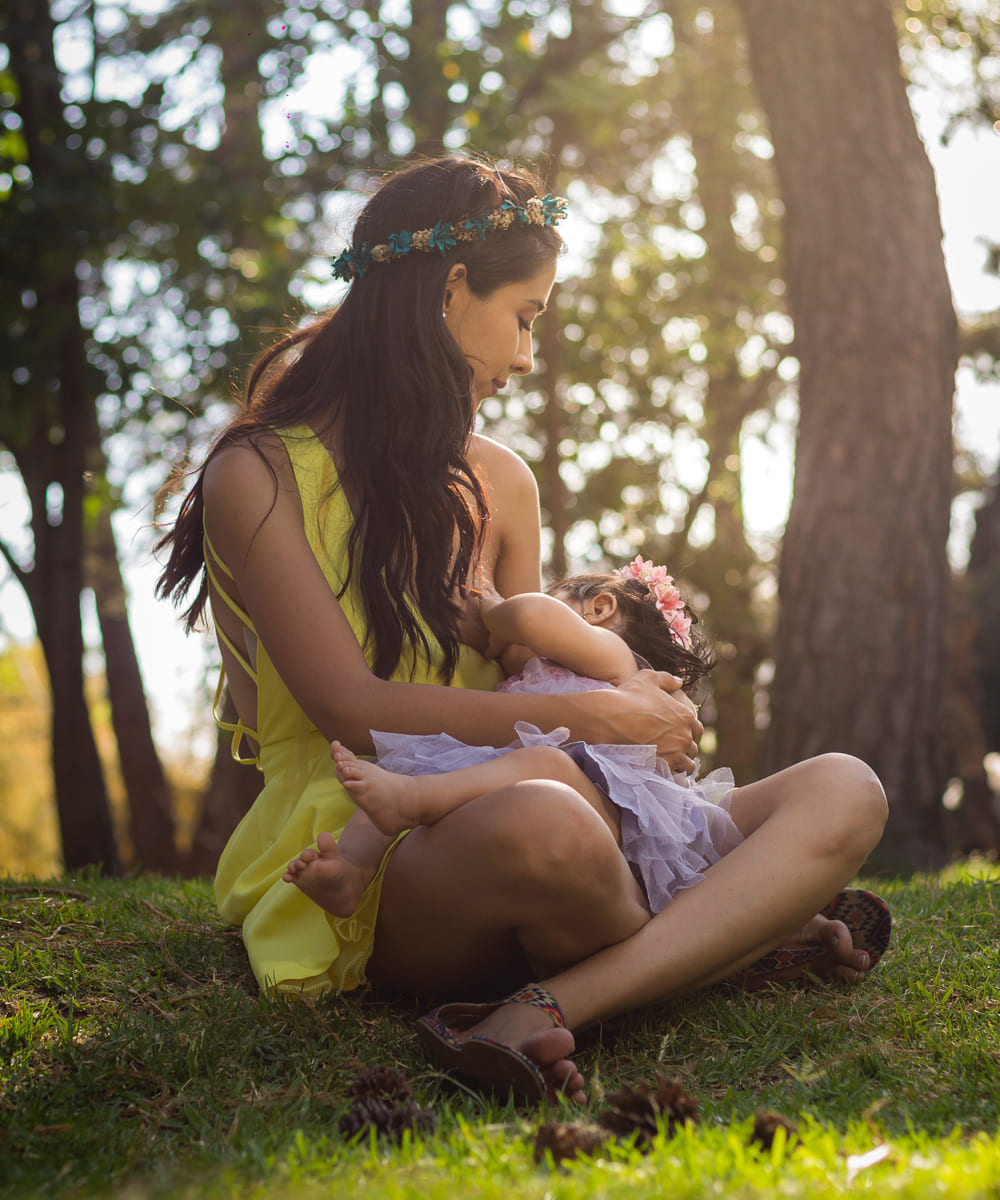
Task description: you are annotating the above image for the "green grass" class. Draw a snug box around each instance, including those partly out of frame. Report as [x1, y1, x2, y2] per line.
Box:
[2, 865, 999, 1198]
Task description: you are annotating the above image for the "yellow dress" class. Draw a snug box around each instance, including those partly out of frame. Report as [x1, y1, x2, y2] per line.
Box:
[209, 425, 503, 996]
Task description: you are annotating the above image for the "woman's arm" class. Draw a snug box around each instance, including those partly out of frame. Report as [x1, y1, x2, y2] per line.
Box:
[469, 433, 541, 597]
[483, 593, 636, 686]
[202, 439, 702, 767]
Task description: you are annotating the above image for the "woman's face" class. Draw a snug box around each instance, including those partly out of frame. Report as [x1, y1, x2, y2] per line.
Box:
[443, 259, 557, 403]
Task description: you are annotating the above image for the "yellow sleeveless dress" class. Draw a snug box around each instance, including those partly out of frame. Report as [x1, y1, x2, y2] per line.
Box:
[209, 425, 503, 996]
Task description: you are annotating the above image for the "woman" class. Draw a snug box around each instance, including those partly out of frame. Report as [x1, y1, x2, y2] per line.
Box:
[157, 156, 889, 1105]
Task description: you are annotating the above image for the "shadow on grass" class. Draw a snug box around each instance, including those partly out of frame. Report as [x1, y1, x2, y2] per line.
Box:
[1, 869, 999, 1197]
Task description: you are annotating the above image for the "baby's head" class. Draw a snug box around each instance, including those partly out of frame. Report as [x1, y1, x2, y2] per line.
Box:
[549, 557, 714, 688]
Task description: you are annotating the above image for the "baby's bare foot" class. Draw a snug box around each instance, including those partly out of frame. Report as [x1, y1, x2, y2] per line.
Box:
[331, 741, 428, 835]
[282, 831, 372, 918]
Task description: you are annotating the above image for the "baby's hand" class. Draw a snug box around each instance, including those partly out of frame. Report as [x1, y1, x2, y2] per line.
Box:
[483, 627, 510, 661]
[455, 579, 504, 653]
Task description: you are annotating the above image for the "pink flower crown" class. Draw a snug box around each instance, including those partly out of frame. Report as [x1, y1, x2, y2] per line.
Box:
[615, 555, 693, 650]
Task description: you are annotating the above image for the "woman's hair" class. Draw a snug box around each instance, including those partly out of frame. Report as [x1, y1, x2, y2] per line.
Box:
[156, 155, 563, 683]
[551, 573, 716, 689]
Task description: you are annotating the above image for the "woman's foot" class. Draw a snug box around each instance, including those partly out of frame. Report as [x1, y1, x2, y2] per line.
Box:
[459, 999, 585, 1103]
[789, 912, 871, 983]
[730, 889, 891, 989]
[282, 831, 374, 918]
[331, 741, 429, 836]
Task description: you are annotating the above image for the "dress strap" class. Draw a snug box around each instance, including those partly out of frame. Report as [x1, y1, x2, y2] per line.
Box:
[212, 670, 261, 769]
[204, 529, 261, 766]
[203, 530, 258, 685]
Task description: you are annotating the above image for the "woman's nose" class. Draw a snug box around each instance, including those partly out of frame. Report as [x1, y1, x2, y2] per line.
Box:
[511, 328, 534, 375]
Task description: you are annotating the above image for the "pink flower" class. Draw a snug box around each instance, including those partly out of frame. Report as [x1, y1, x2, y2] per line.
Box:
[653, 583, 680, 611]
[670, 613, 692, 648]
[615, 555, 693, 650]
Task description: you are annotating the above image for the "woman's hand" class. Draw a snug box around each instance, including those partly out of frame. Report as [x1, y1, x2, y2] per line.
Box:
[608, 670, 703, 774]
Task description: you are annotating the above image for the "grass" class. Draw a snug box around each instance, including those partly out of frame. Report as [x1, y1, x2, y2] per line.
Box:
[1, 865, 999, 1198]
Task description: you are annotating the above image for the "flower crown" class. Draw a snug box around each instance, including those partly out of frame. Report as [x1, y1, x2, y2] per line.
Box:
[330, 193, 568, 282]
[616, 555, 694, 650]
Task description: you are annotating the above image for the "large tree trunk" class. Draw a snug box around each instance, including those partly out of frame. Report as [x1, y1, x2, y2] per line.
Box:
[739, 1, 957, 872]
[85, 503, 178, 871]
[185, 690, 262, 876]
[6, 1, 119, 873]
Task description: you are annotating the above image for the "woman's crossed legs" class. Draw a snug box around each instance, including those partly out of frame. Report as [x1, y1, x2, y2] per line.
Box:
[367, 752, 888, 1101]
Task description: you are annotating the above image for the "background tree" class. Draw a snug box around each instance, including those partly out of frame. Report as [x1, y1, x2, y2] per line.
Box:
[1, 0, 997, 874]
[740, 0, 959, 872]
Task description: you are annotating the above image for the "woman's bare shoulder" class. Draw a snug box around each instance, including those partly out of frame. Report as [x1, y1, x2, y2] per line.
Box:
[202, 432, 304, 555]
[203, 432, 296, 503]
[469, 432, 538, 501]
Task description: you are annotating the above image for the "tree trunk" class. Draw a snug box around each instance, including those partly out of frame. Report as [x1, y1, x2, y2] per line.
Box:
[406, 0, 451, 158]
[670, 1, 771, 783]
[739, 0, 957, 872]
[185, 690, 262, 876]
[540, 282, 571, 578]
[85, 503, 178, 871]
[6, 0, 119, 873]
[941, 573, 1000, 856]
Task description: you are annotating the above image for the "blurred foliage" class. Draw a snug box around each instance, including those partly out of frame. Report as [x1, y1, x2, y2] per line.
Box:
[1, 0, 998, 864]
[0, 641, 209, 875]
[0, 642, 58, 875]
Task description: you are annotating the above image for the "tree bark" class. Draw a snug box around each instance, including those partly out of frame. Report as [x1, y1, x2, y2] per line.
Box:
[5, 0, 119, 873]
[185, 690, 262, 876]
[739, 0, 958, 872]
[85, 504, 178, 871]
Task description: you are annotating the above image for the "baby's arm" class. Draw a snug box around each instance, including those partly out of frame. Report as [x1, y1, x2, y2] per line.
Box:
[483, 593, 637, 686]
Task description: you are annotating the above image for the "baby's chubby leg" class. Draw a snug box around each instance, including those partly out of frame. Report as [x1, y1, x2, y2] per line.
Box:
[332, 740, 620, 843]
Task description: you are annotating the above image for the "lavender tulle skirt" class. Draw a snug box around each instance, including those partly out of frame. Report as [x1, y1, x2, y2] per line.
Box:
[371, 657, 743, 913]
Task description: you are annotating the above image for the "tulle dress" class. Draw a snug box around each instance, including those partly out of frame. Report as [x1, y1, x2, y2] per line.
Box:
[371, 656, 743, 913]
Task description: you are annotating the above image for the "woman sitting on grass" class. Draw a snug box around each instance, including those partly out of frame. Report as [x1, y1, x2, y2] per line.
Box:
[156, 154, 890, 1107]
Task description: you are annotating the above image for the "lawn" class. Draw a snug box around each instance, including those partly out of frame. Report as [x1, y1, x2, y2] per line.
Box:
[1, 865, 998, 1198]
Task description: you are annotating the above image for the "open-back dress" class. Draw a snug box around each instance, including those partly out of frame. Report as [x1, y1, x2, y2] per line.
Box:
[208, 426, 503, 996]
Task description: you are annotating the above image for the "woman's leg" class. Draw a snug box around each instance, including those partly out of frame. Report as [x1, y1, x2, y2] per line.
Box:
[370, 752, 887, 1092]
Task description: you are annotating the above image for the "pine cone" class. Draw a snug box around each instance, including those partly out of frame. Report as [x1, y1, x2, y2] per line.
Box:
[339, 1065, 436, 1145]
[348, 1064, 413, 1103]
[750, 1110, 798, 1150]
[598, 1077, 699, 1149]
[534, 1120, 609, 1164]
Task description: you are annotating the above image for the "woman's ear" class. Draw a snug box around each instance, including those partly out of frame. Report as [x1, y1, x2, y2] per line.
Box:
[582, 591, 620, 627]
[443, 263, 469, 315]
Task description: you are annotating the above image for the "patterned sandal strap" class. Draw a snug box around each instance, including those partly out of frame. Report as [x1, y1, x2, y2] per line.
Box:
[504, 983, 567, 1028]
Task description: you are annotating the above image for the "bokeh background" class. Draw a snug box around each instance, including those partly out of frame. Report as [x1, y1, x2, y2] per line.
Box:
[1, 0, 998, 878]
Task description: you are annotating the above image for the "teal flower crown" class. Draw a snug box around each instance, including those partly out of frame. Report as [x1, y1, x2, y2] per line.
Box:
[331, 193, 568, 282]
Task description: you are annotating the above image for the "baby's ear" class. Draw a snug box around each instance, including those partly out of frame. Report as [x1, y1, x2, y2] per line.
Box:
[586, 591, 620, 627]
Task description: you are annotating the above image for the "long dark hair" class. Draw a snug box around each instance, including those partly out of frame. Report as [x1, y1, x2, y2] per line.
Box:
[156, 156, 563, 682]
[552, 573, 716, 690]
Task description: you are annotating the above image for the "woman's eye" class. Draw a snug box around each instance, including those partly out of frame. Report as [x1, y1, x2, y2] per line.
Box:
[519, 318, 532, 332]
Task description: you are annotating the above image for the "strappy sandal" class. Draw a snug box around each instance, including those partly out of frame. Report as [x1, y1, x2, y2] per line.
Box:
[728, 888, 892, 991]
[415, 982, 567, 1105]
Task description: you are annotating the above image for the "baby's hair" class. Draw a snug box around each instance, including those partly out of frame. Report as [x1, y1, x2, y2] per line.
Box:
[551, 573, 715, 689]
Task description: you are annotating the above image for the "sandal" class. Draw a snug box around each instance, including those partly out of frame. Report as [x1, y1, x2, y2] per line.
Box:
[728, 888, 892, 991]
[415, 982, 567, 1105]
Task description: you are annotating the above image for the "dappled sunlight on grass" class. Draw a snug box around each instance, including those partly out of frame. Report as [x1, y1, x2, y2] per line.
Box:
[0, 869, 998, 1198]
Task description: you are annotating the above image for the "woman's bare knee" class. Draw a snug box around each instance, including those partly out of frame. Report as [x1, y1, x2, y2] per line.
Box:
[491, 780, 622, 889]
[810, 752, 888, 860]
